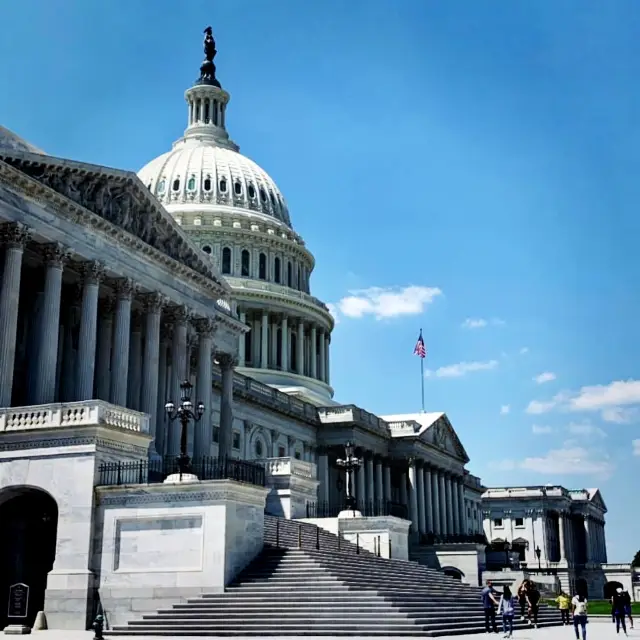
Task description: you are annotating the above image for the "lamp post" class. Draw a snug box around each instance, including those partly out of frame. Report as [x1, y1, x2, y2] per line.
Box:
[504, 540, 511, 569]
[336, 441, 362, 515]
[535, 545, 542, 571]
[165, 380, 205, 480]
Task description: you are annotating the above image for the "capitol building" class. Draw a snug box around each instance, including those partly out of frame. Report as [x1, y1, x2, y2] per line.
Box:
[0, 27, 628, 634]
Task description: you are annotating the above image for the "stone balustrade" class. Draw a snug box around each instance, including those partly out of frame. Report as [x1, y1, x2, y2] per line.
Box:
[0, 400, 149, 434]
[317, 405, 390, 438]
[387, 419, 421, 433]
[230, 277, 330, 313]
[258, 456, 316, 480]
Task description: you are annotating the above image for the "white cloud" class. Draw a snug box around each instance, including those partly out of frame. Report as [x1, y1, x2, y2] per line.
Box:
[461, 317, 505, 330]
[633, 440, 640, 456]
[500, 405, 510, 415]
[426, 359, 499, 378]
[494, 447, 613, 478]
[601, 407, 639, 424]
[520, 347, 529, 355]
[331, 285, 442, 321]
[525, 393, 566, 415]
[567, 423, 606, 438]
[326, 303, 340, 325]
[532, 424, 553, 435]
[534, 372, 557, 385]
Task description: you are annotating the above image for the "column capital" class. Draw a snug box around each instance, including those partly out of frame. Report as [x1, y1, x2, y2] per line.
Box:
[42, 242, 72, 268]
[113, 277, 137, 300]
[166, 303, 191, 324]
[140, 291, 169, 314]
[194, 316, 216, 338]
[1, 222, 32, 249]
[79, 260, 106, 286]
[408, 456, 417, 468]
[217, 352, 237, 369]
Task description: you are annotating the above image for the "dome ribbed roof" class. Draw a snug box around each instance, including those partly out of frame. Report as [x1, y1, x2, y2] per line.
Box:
[138, 140, 292, 228]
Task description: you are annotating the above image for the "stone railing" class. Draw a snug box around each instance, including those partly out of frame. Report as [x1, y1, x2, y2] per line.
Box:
[228, 278, 331, 314]
[317, 405, 391, 439]
[256, 456, 316, 480]
[0, 400, 149, 434]
[387, 419, 421, 434]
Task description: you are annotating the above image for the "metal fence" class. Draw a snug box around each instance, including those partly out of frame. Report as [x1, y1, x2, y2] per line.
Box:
[418, 531, 488, 545]
[97, 456, 266, 487]
[305, 500, 408, 520]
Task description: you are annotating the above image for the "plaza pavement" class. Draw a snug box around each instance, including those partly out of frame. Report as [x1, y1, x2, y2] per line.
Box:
[21, 619, 640, 640]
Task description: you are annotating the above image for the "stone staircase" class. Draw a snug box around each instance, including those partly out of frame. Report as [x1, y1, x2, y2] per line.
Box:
[107, 516, 562, 636]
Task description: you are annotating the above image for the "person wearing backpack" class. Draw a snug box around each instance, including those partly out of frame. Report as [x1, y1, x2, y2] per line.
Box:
[612, 587, 628, 635]
[572, 593, 588, 640]
[622, 589, 634, 630]
[498, 585, 517, 638]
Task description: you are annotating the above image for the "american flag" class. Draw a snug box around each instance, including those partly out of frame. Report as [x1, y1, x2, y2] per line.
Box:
[413, 331, 426, 359]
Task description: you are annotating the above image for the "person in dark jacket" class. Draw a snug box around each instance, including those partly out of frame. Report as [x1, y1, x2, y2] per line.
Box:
[612, 587, 628, 635]
[527, 584, 541, 628]
[622, 589, 634, 630]
[517, 580, 529, 620]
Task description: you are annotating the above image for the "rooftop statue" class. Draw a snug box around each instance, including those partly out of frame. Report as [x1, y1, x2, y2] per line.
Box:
[198, 26, 221, 87]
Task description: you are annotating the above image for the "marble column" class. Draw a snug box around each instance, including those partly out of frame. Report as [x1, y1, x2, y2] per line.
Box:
[310, 325, 317, 379]
[217, 353, 235, 460]
[583, 516, 591, 563]
[75, 261, 104, 401]
[318, 450, 329, 503]
[251, 317, 260, 366]
[238, 311, 246, 366]
[457, 482, 467, 534]
[319, 330, 326, 381]
[383, 463, 392, 503]
[109, 278, 135, 408]
[270, 318, 278, 368]
[96, 297, 114, 401]
[167, 305, 189, 455]
[324, 334, 330, 385]
[261, 312, 269, 369]
[356, 458, 366, 505]
[446, 475, 455, 534]
[400, 471, 408, 507]
[194, 318, 214, 460]
[416, 464, 426, 535]
[558, 511, 566, 561]
[438, 472, 447, 536]
[155, 324, 170, 458]
[281, 315, 289, 371]
[408, 461, 419, 534]
[424, 467, 434, 533]
[366, 456, 374, 503]
[140, 293, 164, 457]
[432, 469, 441, 534]
[375, 459, 384, 505]
[34, 243, 70, 405]
[127, 310, 143, 410]
[296, 320, 304, 375]
[60, 289, 80, 402]
[0, 223, 30, 407]
[451, 476, 460, 535]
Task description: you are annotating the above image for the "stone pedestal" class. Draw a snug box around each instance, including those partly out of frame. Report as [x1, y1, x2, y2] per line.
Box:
[339, 514, 411, 560]
[260, 457, 318, 519]
[3, 625, 30, 635]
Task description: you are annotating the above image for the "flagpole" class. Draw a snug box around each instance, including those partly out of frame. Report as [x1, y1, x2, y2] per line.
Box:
[420, 328, 425, 413]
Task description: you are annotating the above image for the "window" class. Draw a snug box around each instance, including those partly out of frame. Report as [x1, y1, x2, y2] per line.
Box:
[493, 518, 503, 528]
[241, 249, 250, 277]
[287, 261, 292, 287]
[172, 178, 180, 191]
[278, 445, 286, 458]
[270, 192, 276, 206]
[294, 451, 301, 460]
[255, 440, 263, 457]
[515, 517, 524, 527]
[248, 184, 256, 199]
[187, 175, 196, 191]
[259, 253, 267, 280]
[232, 432, 241, 450]
[274, 257, 281, 283]
[260, 188, 267, 202]
[234, 181, 242, 195]
[202, 245, 212, 254]
[221, 247, 231, 274]
[219, 178, 227, 193]
[203, 176, 212, 191]
[157, 179, 166, 195]
[212, 427, 219, 443]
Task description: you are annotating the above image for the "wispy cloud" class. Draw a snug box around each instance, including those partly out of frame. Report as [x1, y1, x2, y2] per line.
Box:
[461, 317, 505, 329]
[532, 424, 553, 435]
[500, 405, 510, 415]
[520, 347, 529, 355]
[567, 423, 607, 438]
[534, 372, 557, 385]
[633, 440, 640, 456]
[525, 393, 567, 415]
[330, 285, 442, 321]
[425, 359, 498, 378]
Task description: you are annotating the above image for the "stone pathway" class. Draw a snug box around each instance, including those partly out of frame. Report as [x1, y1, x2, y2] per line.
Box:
[20, 620, 640, 640]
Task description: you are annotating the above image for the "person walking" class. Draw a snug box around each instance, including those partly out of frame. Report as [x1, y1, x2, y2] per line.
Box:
[622, 589, 634, 630]
[498, 585, 517, 638]
[572, 592, 588, 640]
[517, 580, 529, 620]
[555, 591, 571, 625]
[482, 579, 500, 634]
[527, 583, 541, 628]
[612, 587, 628, 635]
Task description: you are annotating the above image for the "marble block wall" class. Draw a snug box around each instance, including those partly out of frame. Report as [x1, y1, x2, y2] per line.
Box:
[416, 543, 485, 586]
[93, 479, 268, 629]
[339, 515, 411, 560]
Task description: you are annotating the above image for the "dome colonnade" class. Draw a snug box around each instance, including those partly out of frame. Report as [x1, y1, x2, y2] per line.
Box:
[138, 28, 334, 404]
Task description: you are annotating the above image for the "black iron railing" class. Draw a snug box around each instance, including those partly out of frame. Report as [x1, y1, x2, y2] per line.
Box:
[97, 456, 266, 487]
[305, 500, 408, 520]
[419, 531, 488, 545]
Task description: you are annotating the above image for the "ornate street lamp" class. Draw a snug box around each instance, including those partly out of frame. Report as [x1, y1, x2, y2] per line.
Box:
[336, 441, 362, 514]
[535, 545, 542, 570]
[165, 380, 205, 479]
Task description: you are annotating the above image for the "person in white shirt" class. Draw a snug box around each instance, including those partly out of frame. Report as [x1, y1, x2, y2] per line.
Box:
[572, 593, 588, 640]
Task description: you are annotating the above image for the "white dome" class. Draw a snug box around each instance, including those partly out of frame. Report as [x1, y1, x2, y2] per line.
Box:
[138, 140, 292, 228]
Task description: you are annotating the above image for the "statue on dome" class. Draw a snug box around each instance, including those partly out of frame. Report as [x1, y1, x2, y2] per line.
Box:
[198, 26, 221, 87]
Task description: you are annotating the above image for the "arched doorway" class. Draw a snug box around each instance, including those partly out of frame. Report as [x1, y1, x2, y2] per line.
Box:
[0, 488, 58, 630]
[576, 578, 589, 598]
[604, 581, 623, 599]
[442, 567, 464, 581]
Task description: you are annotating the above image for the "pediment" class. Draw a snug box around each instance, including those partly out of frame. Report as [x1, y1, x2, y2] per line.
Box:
[588, 488, 607, 512]
[426, 415, 470, 463]
[0, 149, 229, 294]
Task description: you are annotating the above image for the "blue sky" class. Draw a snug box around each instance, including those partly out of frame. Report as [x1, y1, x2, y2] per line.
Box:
[1, 1, 639, 562]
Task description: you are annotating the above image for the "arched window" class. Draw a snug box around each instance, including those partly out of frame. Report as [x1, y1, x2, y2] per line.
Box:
[259, 253, 267, 280]
[202, 245, 212, 254]
[241, 249, 250, 277]
[203, 176, 212, 191]
[260, 188, 267, 202]
[274, 257, 281, 284]
[157, 179, 166, 194]
[222, 247, 231, 274]
[270, 192, 276, 206]
[219, 178, 227, 193]
[234, 181, 242, 195]
[287, 261, 292, 287]
[187, 176, 196, 191]
[172, 178, 180, 191]
[248, 184, 256, 199]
